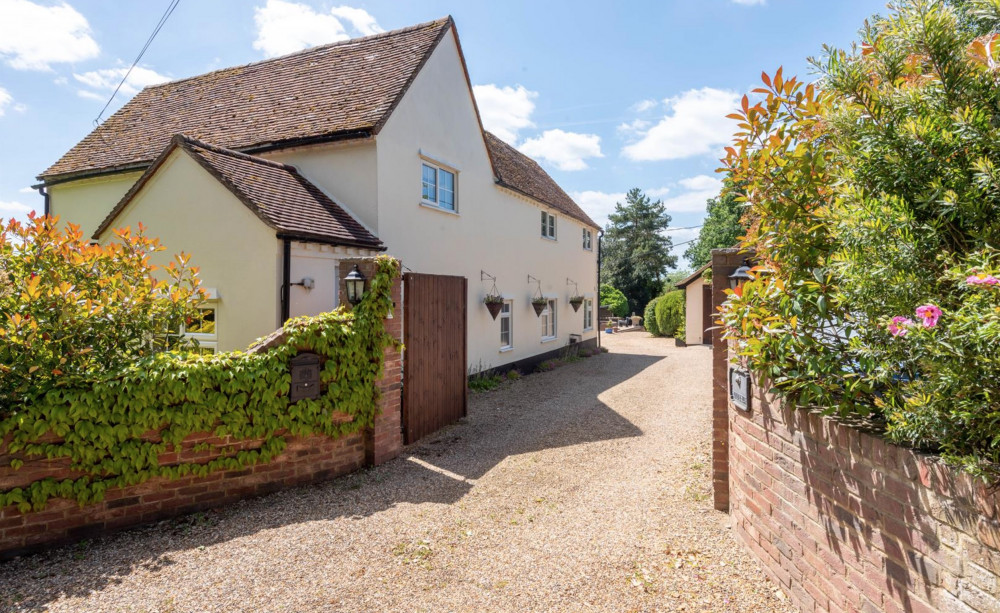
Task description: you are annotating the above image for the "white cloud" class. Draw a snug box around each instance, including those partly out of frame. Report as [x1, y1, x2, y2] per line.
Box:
[18, 186, 34, 194]
[570, 176, 722, 228]
[678, 175, 722, 191]
[73, 65, 171, 101]
[571, 190, 625, 228]
[473, 84, 537, 143]
[661, 175, 723, 213]
[631, 99, 657, 113]
[519, 129, 603, 171]
[0, 0, 100, 71]
[252, 0, 382, 58]
[622, 87, 740, 161]
[329, 6, 384, 36]
[617, 118, 650, 138]
[0, 87, 11, 116]
[0, 200, 35, 223]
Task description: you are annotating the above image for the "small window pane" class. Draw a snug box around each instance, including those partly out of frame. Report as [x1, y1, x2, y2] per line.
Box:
[548, 215, 556, 238]
[439, 169, 455, 210]
[421, 164, 437, 203]
[541, 211, 547, 236]
[188, 308, 216, 335]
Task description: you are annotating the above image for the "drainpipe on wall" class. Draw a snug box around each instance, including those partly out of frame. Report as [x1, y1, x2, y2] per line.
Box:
[281, 238, 291, 325]
[33, 184, 49, 217]
[597, 229, 603, 348]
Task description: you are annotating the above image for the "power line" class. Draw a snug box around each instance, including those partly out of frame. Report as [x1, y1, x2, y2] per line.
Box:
[93, 0, 181, 126]
[664, 224, 703, 232]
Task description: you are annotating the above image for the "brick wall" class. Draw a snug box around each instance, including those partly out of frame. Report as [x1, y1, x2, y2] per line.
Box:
[729, 383, 1000, 612]
[0, 259, 402, 560]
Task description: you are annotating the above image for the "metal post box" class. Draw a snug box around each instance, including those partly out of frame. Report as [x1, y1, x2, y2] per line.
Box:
[289, 352, 321, 402]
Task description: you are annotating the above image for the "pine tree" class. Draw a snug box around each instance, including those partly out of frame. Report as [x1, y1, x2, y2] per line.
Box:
[601, 188, 676, 314]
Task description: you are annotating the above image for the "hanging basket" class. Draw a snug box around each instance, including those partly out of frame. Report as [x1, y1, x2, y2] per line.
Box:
[531, 299, 547, 317]
[484, 296, 504, 320]
[569, 296, 584, 312]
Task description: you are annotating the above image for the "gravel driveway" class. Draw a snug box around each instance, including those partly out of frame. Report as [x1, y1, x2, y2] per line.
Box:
[0, 333, 791, 613]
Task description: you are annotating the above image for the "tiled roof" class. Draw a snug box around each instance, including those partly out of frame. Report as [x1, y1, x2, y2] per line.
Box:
[42, 18, 453, 181]
[93, 135, 384, 250]
[484, 132, 599, 229]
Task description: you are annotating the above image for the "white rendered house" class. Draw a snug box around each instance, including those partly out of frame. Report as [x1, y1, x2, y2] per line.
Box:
[37, 17, 600, 370]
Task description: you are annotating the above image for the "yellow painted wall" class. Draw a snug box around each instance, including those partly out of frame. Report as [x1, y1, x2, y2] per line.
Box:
[376, 31, 599, 371]
[95, 150, 282, 351]
[47, 172, 144, 239]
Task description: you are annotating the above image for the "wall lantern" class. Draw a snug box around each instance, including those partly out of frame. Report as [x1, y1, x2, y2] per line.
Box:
[728, 259, 753, 291]
[345, 265, 367, 305]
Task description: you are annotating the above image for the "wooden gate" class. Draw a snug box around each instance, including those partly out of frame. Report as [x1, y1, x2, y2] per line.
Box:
[702, 284, 713, 345]
[402, 273, 467, 444]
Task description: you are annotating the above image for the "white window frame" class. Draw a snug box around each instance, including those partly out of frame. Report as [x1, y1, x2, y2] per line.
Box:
[583, 228, 593, 251]
[541, 211, 557, 240]
[541, 298, 557, 341]
[420, 159, 458, 213]
[583, 298, 594, 331]
[155, 304, 218, 354]
[499, 300, 513, 352]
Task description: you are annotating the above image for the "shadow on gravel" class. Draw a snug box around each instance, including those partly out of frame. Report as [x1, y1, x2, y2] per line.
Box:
[0, 349, 660, 611]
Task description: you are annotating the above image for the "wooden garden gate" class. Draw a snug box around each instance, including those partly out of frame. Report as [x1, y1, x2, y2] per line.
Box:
[402, 273, 467, 444]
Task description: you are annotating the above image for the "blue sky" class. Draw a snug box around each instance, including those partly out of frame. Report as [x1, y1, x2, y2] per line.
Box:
[0, 0, 884, 267]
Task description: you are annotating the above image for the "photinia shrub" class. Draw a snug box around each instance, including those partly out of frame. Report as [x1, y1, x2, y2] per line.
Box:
[0, 215, 204, 414]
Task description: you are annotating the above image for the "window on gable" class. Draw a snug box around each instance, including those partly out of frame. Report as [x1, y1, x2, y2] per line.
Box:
[541, 211, 556, 240]
[421, 162, 457, 212]
[583, 228, 593, 250]
[500, 300, 513, 350]
[541, 299, 557, 340]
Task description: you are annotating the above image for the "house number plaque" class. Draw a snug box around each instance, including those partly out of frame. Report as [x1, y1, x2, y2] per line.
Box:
[729, 366, 751, 412]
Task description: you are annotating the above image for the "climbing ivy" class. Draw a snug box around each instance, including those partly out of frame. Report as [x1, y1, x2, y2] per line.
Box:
[0, 256, 401, 513]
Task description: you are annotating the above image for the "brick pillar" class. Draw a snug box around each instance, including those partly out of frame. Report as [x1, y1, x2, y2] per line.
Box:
[710, 248, 753, 512]
[339, 258, 403, 466]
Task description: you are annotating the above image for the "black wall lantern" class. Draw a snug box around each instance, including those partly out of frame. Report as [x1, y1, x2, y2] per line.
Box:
[728, 259, 753, 291]
[345, 265, 367, 305]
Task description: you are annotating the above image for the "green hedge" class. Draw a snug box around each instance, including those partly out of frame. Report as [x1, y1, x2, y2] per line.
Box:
[0, 256, 401, 512]
[644, 297, 662, 336]
[655, 290, 685, 337]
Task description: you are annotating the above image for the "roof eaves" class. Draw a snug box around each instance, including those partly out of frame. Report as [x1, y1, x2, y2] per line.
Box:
[675, 262, 712, 289]
[495, 180, 600, 230]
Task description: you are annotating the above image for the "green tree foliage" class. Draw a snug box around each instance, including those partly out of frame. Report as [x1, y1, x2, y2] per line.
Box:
[684, 184, 748, 268]
[721, 0, 1000, 477]
[600, 283, 629, 318]
[0, 216, 204, 413]
[643, 296, 662, 336]
[655, 290, 685, 337]
[601, 188, 677, 314]
[0, 256, 402, 512]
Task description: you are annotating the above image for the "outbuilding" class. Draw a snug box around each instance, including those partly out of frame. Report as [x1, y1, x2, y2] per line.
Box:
[675, 264, 713, 346]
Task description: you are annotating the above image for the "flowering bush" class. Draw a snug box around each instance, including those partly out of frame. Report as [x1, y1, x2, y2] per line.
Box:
[0, 215, 204, 414]
[721, 0, 1000, 477]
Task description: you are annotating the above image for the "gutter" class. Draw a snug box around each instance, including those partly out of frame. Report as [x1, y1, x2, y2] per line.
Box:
[281, 238, 291, 325]
[33, 185, 49, 217]
[597, 229, 603, 348]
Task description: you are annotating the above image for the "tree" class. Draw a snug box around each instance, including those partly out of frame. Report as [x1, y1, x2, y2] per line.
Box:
[601, 188, 677, 314]
[599, 284, 629, 318]
[683, 183, 747, 268]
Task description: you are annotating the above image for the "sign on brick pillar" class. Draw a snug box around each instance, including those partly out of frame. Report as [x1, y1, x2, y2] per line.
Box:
[338, 258, 404, 467]
[710, 248, 754, 512]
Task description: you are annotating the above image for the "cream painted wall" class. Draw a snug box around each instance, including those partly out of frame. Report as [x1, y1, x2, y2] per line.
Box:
[685, 276, 706, 345]
[95, 150, 282, 351]
[376, 31, 599, 371]
[48, 171, 143, 239]
[287, 242, 379, 319]
[266, 139, 379, 233]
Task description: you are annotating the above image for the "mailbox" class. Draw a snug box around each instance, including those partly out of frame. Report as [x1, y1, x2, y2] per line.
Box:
[290, 352, 321, 402]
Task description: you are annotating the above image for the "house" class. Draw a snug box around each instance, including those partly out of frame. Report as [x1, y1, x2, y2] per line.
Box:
[37, 17, 600, 370]
[675, 264, 712, 346]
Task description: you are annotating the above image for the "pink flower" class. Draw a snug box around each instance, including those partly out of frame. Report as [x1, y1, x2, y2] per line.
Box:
[889, 316, 913, 337]
[915, 304, 942, 328]
[967, 274, 1000, 286]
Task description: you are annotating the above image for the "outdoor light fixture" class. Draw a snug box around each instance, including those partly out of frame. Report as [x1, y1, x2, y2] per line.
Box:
[345, 265, 366, 305]
[728, 259, 753, 291]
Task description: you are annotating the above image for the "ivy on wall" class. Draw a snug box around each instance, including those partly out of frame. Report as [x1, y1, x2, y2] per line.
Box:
[0, 256, 401, 513]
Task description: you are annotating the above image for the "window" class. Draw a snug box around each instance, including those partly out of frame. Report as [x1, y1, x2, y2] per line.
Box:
[541, 211, 556, 239]
[154, 306, 218, 354]
[583, 298, 593, 331]
[421, 162, 456, 212]
[499, 300, 513, 350]
[583, 228, 593, 250]
[541, 299, 557, 340]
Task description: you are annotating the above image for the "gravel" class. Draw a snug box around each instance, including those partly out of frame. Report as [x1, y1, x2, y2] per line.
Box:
[0, 333, 793, 613]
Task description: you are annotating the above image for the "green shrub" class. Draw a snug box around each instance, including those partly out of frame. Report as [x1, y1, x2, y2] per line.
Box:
[0, 217, 204, 413]
[600, 284, 628, 318]
[655, 290, 685, 337]
[644, 297, 662, 336]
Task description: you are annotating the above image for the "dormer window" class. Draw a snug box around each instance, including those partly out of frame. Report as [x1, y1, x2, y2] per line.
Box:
[421, 161, 456, 212]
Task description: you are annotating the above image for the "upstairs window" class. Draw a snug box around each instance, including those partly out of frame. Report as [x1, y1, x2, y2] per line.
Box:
[541, 211, 556, 240]
[421, 162, 456, 212]
[583, 228, 593, 250]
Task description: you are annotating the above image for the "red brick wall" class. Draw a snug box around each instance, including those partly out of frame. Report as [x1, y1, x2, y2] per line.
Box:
[729, 383, 1000, 612]
[0, 260, 402, 560]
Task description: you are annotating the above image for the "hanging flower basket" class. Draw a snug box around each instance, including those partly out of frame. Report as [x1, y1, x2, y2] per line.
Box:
[484, 294, 504, 320]
[531, 297, 547, 317]
[569, 295, 584, 312]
